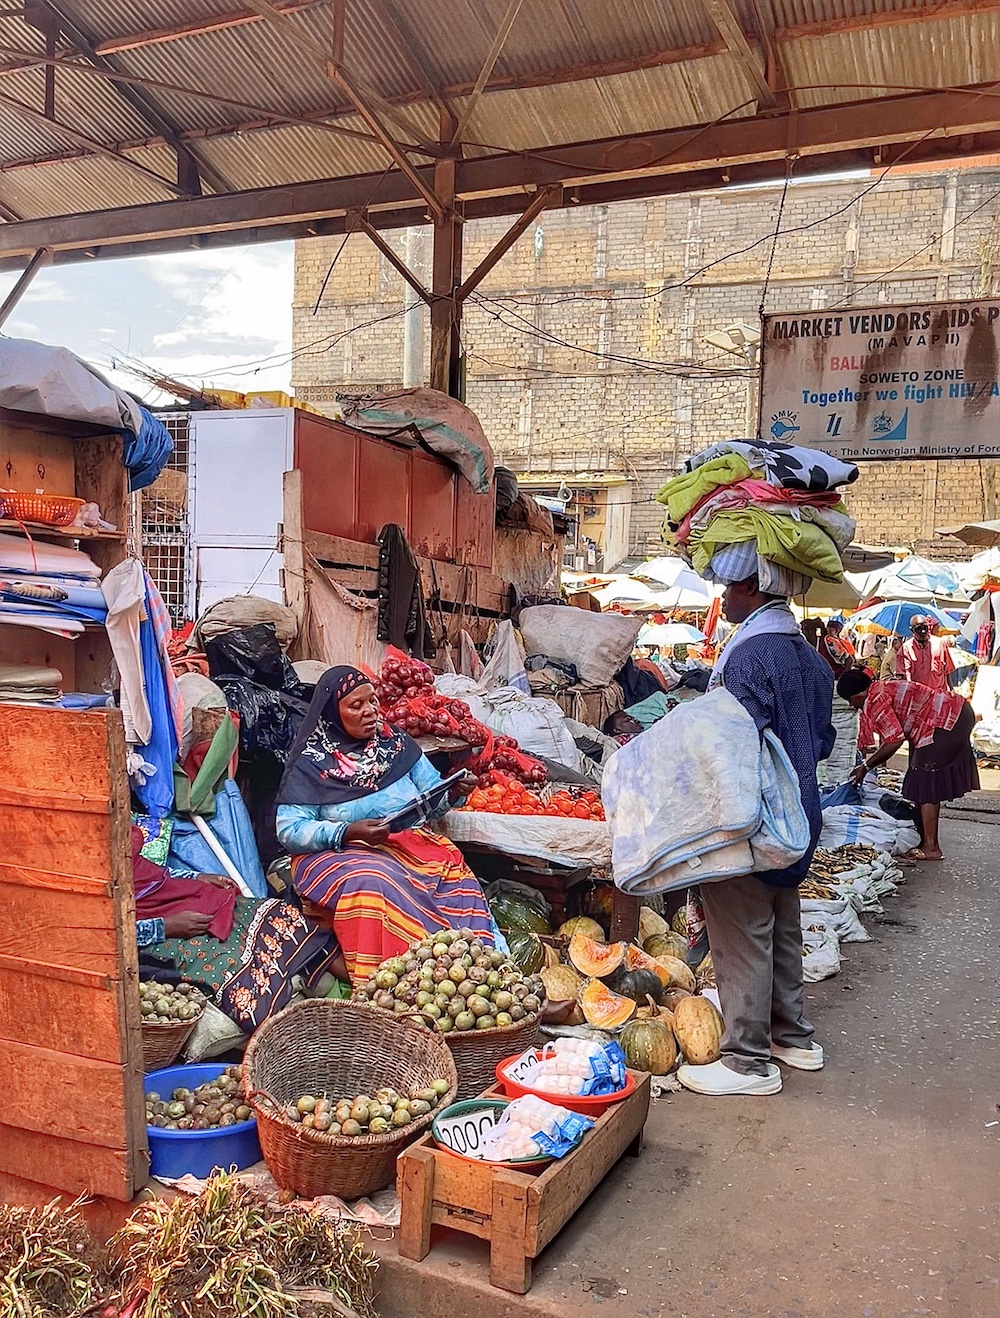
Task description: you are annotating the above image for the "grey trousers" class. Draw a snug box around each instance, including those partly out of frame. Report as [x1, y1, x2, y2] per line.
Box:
[699, 874, 814, 1076]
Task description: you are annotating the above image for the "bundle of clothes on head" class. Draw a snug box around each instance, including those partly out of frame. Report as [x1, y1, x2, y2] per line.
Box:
[657, 440, 860, 596]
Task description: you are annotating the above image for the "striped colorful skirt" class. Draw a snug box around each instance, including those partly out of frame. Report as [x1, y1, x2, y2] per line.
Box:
[290, 829, 494, 983]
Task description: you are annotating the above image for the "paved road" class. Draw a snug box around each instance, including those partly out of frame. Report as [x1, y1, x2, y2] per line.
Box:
[527, 817, 1000, 1318]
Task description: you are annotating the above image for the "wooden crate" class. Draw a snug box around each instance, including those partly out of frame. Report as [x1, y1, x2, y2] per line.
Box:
[397, 1074, 650, 1294]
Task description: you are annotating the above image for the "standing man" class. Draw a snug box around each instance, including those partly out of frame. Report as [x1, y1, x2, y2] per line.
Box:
[677, 574, 835, 1097]
[899, 616, 954, 692]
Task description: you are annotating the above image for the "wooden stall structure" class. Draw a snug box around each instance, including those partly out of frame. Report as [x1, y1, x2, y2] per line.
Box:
[280, 410, 511, 658]
[0, 409, 148, 1207]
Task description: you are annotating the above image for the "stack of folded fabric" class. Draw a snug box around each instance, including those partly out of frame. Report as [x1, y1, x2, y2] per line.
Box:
[0, 662, 63, 703]
[0, 531, 107, 636]
[657, 440, 859, 595]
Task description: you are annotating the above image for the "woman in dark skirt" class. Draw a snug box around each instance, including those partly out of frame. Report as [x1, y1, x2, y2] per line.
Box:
[838, 670, 979, 862]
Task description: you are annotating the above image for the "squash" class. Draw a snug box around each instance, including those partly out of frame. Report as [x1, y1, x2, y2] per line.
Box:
[644, 932, 689, 963]
[651, 954, 696, 993]
[671, 907, 688, 937]
[609, 966, 665, 1006]
[696, 952, 716, 988]
[506, 930, 545, 976]
[580, 978, 636, 1029]
[661, 987, 693, 1013]
[568, 934, 625, 978]
[558, 916, 606, 942]
[619, 1018, 677, 1075]
[540, 964, 583, 1004]
[624, 943, 673, 987]
[638, 906, 668, 944]
[672, 995, 724, 1065]
[542, 942, 562, 970]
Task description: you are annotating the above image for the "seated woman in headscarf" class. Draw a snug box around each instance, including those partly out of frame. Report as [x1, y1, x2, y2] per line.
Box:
[133, 827, 339, 1035]
[274, 666, 495, 984]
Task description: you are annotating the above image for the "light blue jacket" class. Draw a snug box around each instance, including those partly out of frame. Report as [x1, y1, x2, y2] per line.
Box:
[276, 755, 447, 854]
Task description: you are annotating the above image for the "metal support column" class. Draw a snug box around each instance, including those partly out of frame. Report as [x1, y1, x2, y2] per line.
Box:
[429, 155, 463, 398]
[0, 247, 50, 327]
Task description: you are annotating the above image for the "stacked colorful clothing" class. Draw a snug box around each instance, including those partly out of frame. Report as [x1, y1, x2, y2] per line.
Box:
[657, 441, 859, 595]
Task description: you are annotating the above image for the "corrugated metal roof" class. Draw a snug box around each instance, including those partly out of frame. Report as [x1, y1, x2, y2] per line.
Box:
[0, 1, 997, 248]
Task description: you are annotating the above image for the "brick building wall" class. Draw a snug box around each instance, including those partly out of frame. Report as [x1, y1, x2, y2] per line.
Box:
[292, 165, 1000, 560]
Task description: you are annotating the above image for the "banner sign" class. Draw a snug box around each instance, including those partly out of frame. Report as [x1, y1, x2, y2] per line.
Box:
[759, 299, 1000, 460]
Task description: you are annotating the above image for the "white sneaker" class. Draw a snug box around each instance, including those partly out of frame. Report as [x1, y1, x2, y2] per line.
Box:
[677, 1059, 782, 1096]
[771, 1041, 825, 1071]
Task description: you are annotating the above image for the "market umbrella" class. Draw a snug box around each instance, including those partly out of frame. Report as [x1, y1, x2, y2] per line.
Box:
[846, 601, 959, 637]
[633, 556, 709, 596]
[636, 622, 706, 648]
[797, 576, 863, 610]
[935, 519, 1000, 548]
[865, 554, 969, 605]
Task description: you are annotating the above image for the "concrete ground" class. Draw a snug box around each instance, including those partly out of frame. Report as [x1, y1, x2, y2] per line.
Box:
[375, 816, 1000, 1318]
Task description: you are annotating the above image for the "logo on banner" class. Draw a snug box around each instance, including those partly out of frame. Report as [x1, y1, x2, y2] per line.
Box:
[769, 410, 800, 442]
[869, 408, 909, 443]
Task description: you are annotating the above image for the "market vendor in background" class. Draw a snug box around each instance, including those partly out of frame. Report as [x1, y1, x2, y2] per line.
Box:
[818, 617, 854, 678]
[603, 710, 644, 746]
[275, 666, 495, 983]
[837, 670, 978, 862]
[678, 570, 835, 1098]
[899, 615, 954, 692]
[133, 828, 338, 1035]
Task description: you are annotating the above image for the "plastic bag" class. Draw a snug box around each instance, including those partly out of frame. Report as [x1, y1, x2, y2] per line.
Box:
[206, 624, 309, 762]
[480, 620, 529, 693]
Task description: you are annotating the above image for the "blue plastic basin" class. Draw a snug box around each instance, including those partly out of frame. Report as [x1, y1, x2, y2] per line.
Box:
[145, 1063, 261, 1179]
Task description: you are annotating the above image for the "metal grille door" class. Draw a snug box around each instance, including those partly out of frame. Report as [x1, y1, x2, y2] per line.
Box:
[139, 412, 192, 626]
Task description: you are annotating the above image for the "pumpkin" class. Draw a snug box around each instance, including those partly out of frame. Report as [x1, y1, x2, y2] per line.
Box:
[644, 932, 689, 963]
[569, 934, 625, 978]
[506, 930, 545, 976]
[696, 952, 716, 987]
[636, 994, 673, 1025]
[672, 995, 724, 1065]
[558, 916, 606, 942]
[624, 943, 673, 987]
[580, 978, 636, 1029]
[652, 954, 696, 993]
[619, 1017, 677, 1075]
[542, 942, 562, 969]
[565, 1002, 586, 1026]
[661, 987, 693, 1013]
[609, 966, 665, 1006]
[638, 906, 668, 944]
[541, 963, 583, 1005]
[490, 889, 551, 935]
[671, 907, 688, 937]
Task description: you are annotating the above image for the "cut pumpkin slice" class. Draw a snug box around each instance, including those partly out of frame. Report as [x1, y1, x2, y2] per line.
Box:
[580, 978, 636, 1029]
[568, 933, 625, 978]
[624, 943, 673, 987]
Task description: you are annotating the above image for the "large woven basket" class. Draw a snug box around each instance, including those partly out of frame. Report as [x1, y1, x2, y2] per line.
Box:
[445, 1009, 543, 1099]
[141, 1018, 196, 1072]
[244, 999, 458, 1199]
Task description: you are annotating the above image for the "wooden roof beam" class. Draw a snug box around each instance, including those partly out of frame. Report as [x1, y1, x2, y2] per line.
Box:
[450, 0, 525, 146]
[701, 0, 775, 109]
[458, 185, 560, 299]
[95, 0, 330, 55]
[39, 0, 234, 195]
[0, 86, 999, 261]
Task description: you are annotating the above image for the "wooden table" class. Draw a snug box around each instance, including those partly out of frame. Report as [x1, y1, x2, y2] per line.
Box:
[397, 1074, 651, 1294]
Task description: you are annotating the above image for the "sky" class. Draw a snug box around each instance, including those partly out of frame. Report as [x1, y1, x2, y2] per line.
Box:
[0, 241, 294, 404]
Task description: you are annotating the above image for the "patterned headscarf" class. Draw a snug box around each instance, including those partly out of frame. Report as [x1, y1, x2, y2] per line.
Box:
[276, 665, 421, 806]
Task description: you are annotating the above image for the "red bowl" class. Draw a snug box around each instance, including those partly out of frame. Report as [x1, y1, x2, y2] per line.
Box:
[495, 1051, 637, 1116]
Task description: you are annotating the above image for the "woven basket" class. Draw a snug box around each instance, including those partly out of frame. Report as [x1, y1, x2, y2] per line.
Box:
[244, 999, 458, 1199]
[0, 491, 84, 527]
[445, 1009, 543, 1099]
[141, 1018, 196, 1072]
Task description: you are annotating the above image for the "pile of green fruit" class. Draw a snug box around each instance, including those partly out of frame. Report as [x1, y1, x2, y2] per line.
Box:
[286, 1078, 451, 1137]
[146, 1066, 250, 1130]
[353, 928, 546, 1033]
[139, 979, 206, 1023]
